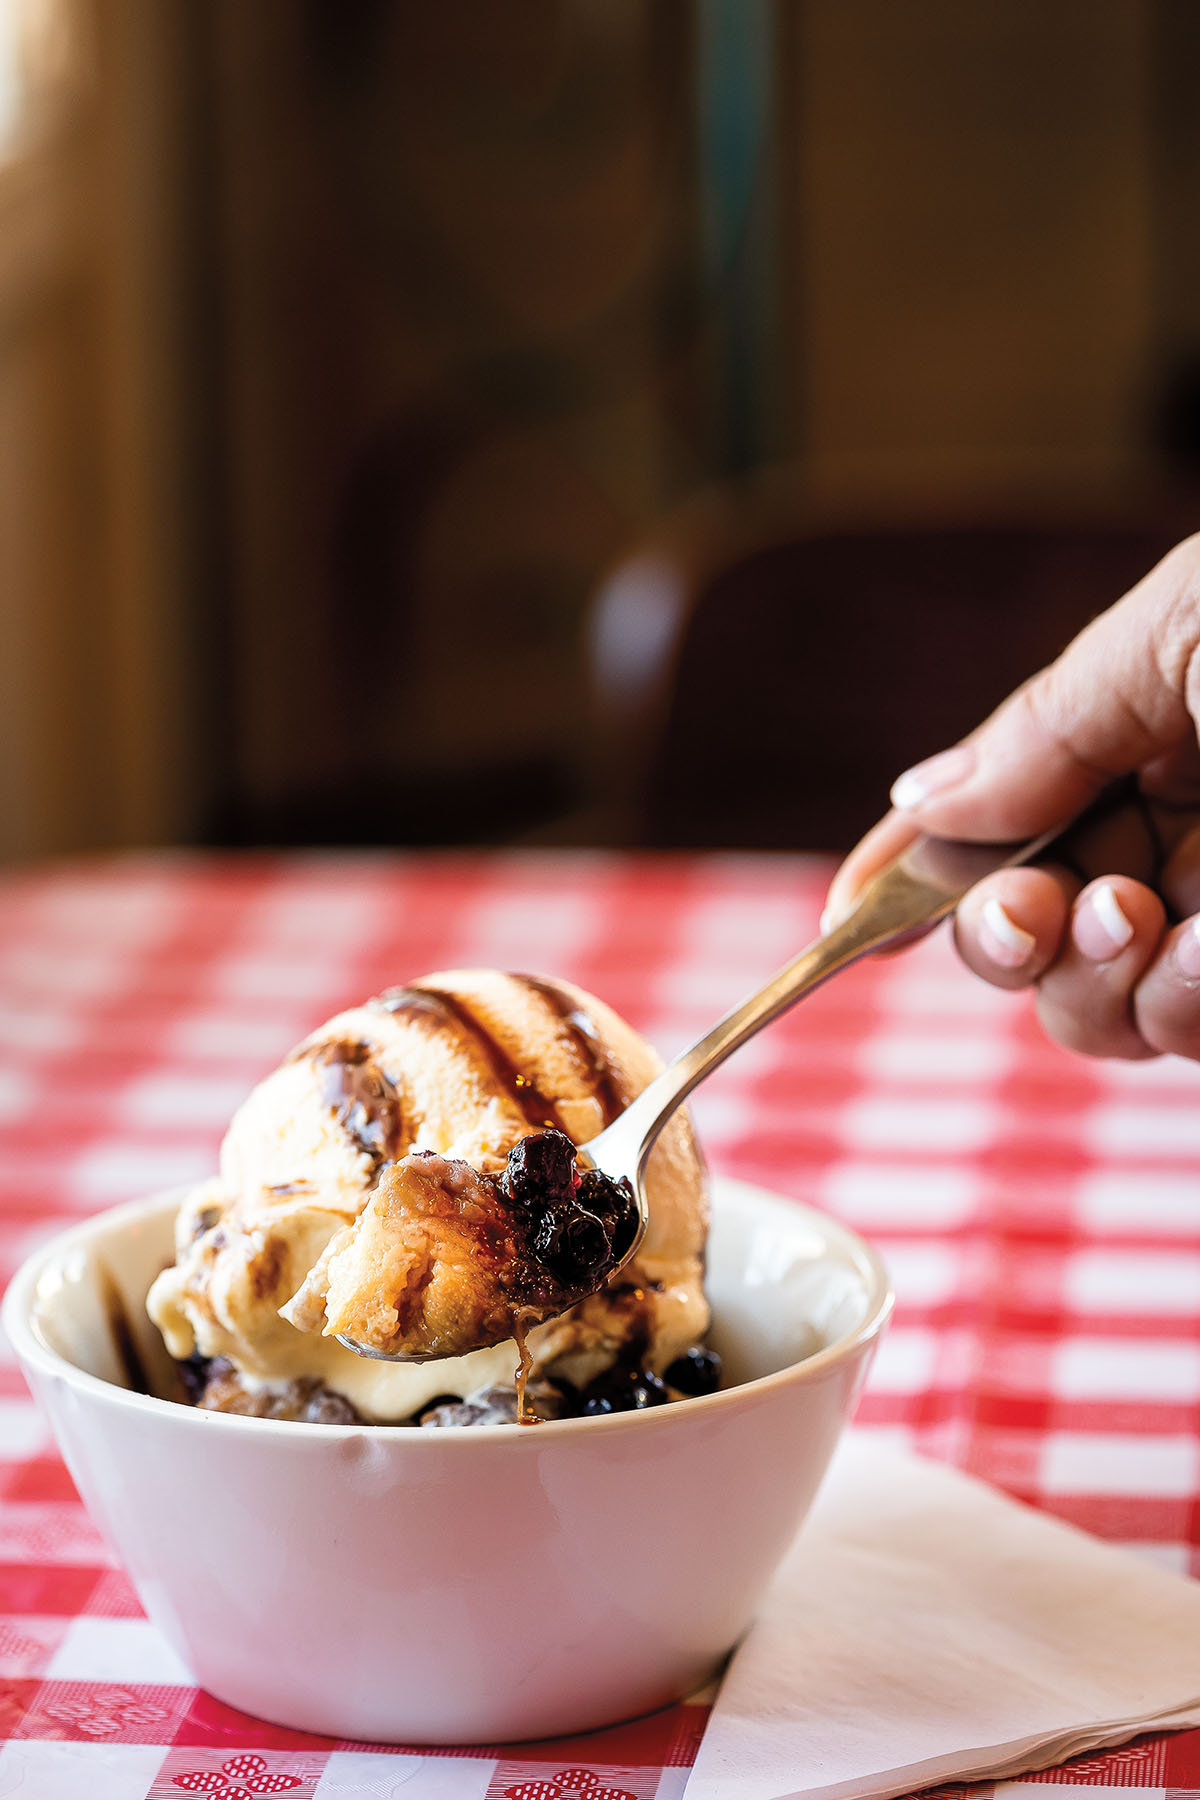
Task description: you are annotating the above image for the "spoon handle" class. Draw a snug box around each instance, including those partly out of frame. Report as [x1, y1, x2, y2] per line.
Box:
[586, 821, 1065, 1184]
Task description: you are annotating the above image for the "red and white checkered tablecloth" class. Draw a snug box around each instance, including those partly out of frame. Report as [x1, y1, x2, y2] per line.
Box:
[0, 849, 1198, 1800]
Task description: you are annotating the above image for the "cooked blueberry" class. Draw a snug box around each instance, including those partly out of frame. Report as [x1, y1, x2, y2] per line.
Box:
[176, 1354, 212, 1405]
[664, 1346, 722, 1396]
[502, 1129, 578, 1208]
[419, 1399, 488, 1429]
[581, 1366, 669, 1414]
[530, 1206, 561, 1258]
[414, 1392, 464, 1424]
[532, 1206, 610, 1284]
[576, 1169, 639, 1259]
[300, 1385, 361, 1425]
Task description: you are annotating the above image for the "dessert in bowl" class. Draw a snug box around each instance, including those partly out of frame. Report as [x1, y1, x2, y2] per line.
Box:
[3, 971, 891, 1743]
[145, 972, 712, 1425]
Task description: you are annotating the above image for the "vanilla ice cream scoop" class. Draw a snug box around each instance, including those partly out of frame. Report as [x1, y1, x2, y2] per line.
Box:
[147, 971, 710, 1422]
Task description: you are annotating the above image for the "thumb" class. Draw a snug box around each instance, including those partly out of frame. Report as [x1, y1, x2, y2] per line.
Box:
[889, 537, 1200, 840]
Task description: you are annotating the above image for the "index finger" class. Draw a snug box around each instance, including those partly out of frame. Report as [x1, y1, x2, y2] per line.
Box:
[821, 809, 923, 931]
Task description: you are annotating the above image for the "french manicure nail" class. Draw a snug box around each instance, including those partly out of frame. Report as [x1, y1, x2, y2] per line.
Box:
[978, 897, 1036, 969]
[1175, 918, 1200, 980]
[890, 745, 975, 811]
[819, 906, 837, 936]
[1072, 883, 1135, 962]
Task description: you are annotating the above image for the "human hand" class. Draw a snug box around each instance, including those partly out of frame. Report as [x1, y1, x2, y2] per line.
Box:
[822, 534, 1200, 1059]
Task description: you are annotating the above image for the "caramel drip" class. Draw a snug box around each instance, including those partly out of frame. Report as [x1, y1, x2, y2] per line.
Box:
[516, 974, 624, 1126]
[372, 985, 567, 1134]
[512, 1316, 541, 1427]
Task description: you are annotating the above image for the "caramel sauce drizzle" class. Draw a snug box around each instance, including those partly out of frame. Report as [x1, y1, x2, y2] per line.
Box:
[372, 984, 567, 1133]
[512, 1316, 541, 1427]
[310, 1040, 402, 1167]
[515, 974, 624, 1127]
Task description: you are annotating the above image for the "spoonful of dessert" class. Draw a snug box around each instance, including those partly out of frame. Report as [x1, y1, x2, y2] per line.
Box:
[328, 815, 1072, 1368]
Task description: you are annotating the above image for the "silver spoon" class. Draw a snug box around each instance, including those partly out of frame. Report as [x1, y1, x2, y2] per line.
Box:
[337, 821, 1063, 1363]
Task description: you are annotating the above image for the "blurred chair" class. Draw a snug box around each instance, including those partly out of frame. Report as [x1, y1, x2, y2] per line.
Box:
[584, 479, 1191, 852]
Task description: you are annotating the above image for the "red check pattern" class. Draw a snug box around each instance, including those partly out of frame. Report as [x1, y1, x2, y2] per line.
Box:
[0, 851, 1197, 1799]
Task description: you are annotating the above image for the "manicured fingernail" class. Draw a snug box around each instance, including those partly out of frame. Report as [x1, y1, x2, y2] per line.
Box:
[1072, 883, 1135, 962]
[890, 745, 975, 811]
[1175, 918, 1200, 980]
[819, 905, 837, 936]
[978, 897, 1036, 969]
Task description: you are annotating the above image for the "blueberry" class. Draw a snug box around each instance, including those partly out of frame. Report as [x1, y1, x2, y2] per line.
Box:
[664, 1346, 722, 1397]
[581, 1366, 669, 1415]
[414, 1392, 464, 1425]
[503, 1129, 577, 1208]
[576, 1169, 639, 1260]
[300, 1385, 361, 1425]
[419, 1399, 484, 1429]
[176, 1355, 211, 1405]
[532, 1205, 610, 1285]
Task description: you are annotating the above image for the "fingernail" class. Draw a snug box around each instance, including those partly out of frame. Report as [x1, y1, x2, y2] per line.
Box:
[1072, 883, 1135, 962]
[819, 905, 837, 936]
[978, 897, 1036, 969]
[1175, 918, 1200, 980]
[890, 745, 975, 811]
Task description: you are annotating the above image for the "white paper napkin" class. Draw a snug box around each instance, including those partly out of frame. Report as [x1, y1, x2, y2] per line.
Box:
[686, 1436, 1200, 1800]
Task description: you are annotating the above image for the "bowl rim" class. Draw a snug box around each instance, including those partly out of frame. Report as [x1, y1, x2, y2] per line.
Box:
[3, 1176, 893, 1446]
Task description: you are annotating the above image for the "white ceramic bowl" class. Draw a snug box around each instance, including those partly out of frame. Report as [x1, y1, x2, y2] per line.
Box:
[3, 1176, 891, 1745]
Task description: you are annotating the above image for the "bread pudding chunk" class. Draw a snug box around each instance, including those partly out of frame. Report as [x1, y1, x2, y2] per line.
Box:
[282, 1128, 639, 1361]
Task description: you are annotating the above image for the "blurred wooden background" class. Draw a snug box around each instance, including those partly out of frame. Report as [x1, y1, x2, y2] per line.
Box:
[2, 0, 1200, 860]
